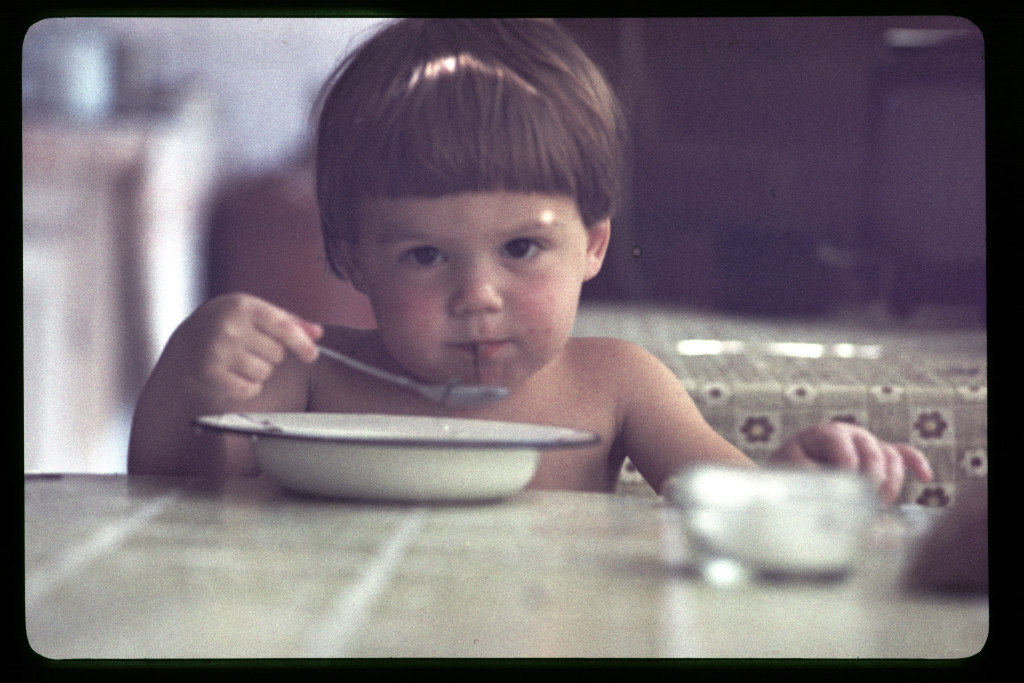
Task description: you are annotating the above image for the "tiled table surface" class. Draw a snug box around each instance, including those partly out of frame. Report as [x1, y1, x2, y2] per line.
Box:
[26, 475, 987, 660]
[573, 304, 987, 505]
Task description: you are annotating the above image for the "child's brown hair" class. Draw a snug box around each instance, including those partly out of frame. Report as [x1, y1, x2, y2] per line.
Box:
[313, 18, 627, 279]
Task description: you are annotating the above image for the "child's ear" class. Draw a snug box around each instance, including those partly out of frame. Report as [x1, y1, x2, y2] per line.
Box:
[332, 240, 370, 294]
[583, 218, 611, 281]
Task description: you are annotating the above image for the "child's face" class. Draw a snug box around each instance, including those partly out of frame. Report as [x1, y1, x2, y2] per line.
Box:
[340, 192, 609, 388]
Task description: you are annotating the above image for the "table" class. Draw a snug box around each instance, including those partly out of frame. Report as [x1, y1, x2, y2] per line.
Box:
[25, 475, 987, 660]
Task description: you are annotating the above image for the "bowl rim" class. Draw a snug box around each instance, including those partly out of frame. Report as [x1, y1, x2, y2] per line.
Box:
[668, 463, 879, 510]
[194, 411, 601, 450]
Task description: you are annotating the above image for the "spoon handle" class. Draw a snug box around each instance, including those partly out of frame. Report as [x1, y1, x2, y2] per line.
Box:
[316, 345, 416, 390]
[316, 344, 509, 407]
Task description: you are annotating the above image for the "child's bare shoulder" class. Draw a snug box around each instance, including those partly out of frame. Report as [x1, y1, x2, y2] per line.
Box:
[567, 334, 659, 357]
[561, 335, 690, 416]
[563, 336, 666, 377]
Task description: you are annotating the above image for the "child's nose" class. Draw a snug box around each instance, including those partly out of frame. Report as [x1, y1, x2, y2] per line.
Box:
[449, 265, 503, 317]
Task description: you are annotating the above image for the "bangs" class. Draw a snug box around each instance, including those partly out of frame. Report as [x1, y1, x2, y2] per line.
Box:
[362, 54, 586, 201]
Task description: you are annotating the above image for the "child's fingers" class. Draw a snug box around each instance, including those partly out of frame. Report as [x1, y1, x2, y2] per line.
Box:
[782, 422, 861, 470]
[250, 300, 323, 364]
[817, 425, 860, 471]
[850, 429, 888, 485]
[878, 442, 906, 506]
[869, 442, 931, 506]
[773, 422, 929, 507]
[774, 422, 889, 477]
[191, 351, 271, 403]
[898, 444, 934, 484]
[184, 294, 323, 403]
[226, 348, 278, 385]
[218, 370, 267, 402]
[296, 318, 325, 343]
[772, 433, 829, 470]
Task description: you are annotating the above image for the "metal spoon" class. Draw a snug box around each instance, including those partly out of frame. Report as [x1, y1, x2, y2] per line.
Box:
[317, 345, 509, 407]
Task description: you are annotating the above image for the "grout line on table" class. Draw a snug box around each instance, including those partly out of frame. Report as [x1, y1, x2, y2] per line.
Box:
[25, 493, 179, 609]
[658, 506, 702, 657]
[301, 507, 427, 657]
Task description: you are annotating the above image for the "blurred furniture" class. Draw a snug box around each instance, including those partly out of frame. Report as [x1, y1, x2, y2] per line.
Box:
[575, 303, 987, 505]
[864, 33, 986, 320]
[903, 481, 987, 595]
[25, 474, 987, 658]
[562, 19, 985, 322]
[205, 162, 375, 327]
[23, 109, 215, 473]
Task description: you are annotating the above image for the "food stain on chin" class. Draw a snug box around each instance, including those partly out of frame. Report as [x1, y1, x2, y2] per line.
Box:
[446, 343, 482, 386]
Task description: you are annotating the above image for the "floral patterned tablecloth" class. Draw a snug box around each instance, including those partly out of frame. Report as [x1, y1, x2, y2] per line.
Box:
[573, 304, 987, 507]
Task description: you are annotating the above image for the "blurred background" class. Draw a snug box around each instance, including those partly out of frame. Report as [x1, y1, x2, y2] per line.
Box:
[22, 16, 985, 473]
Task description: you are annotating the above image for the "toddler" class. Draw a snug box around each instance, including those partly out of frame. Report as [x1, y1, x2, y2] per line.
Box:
[129, 18, 932, 502]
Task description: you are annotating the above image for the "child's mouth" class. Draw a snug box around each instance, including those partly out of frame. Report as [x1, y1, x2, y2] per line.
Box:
[465, 341, 507, 361]
[451, 341, 510, 381]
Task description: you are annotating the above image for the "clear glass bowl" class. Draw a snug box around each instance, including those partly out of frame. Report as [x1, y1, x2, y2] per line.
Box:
[668, 465, 879, 584]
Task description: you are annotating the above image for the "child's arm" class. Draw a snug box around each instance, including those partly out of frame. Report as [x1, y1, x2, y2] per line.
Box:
[127, 293, 322, 476]
[607, 340, 933, 503]
[605, 340, 757, 494]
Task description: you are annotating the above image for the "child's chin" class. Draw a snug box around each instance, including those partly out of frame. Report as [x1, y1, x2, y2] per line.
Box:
[472, 366, 512, 387]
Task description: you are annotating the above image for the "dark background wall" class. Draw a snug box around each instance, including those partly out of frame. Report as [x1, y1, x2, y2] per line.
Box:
[559, 17, 985, 321]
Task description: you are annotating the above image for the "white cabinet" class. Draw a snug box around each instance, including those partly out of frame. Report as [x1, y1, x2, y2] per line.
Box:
[23, 112, 215, 472]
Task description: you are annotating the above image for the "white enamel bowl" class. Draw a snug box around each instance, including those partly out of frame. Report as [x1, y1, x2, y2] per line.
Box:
[195, 413, 599, 503]
[668, 465, 879, 582]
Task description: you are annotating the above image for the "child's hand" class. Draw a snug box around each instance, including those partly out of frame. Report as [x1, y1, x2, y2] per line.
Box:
[176, 293, 324, 407]
[769, 422, 934, 506]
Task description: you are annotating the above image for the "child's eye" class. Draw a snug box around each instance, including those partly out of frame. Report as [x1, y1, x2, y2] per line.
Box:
[503, 238, 540, 260]
[403, 246, 445, 267]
